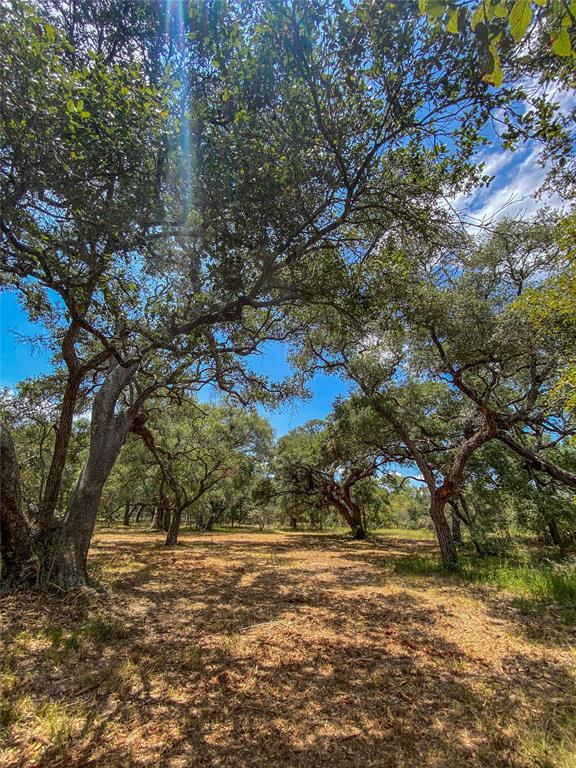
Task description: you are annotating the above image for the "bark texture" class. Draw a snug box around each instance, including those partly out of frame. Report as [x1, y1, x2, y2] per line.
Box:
[429, 494, 457, 567]
[1, 424, 36, 584]
[451, 509, 462, 544]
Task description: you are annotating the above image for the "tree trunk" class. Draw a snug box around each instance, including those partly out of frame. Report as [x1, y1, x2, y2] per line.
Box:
[123, 502, 131, 527]
[343, 504, 366, 539]
[430, 494, 457, 567]
[451, 508, 462, 544]
[289, 514, 298, 530]
[547, 517, 565, 557]
[149, 506, 163, 530]
[37, 370, 82, 535]
[49, 363, 137, 589]
[331, 492, 367, 540]
[352, 522, 367, 539]
[349, 501, 366, 540]
[0, 424, 36, 584]
[165, 507, 182, 545]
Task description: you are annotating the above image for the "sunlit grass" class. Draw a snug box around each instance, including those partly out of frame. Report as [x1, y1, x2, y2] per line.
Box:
[35, 701, 82, 752]
[384, 552, 576, 610]
[374, 527, 435, 540]
[519, 684, 576, 768]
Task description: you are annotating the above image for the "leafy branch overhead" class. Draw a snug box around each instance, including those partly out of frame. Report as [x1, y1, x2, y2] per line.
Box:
[419, 0, 576, 86]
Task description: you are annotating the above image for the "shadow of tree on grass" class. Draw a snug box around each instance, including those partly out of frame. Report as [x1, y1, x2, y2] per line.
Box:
[1, 530, 574, 767]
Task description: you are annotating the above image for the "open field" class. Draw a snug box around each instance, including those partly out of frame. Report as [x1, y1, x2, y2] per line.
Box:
[1, 530, 576, 768]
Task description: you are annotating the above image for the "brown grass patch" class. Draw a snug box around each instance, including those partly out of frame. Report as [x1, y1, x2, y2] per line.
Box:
[1, 530, 575, 767]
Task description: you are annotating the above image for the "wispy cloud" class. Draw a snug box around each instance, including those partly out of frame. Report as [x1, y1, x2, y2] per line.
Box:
[459, 145, 566, 224]
[447, 81, 573, 227]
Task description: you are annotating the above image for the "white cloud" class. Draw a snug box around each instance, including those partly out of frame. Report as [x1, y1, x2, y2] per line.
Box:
[446, 79, 573, 228]
[449, 143, 568, 228]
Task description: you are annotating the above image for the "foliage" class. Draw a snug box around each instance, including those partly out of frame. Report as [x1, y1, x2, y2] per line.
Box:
[274, 408, 393, 536]
[420, 0, 576, 87]
[1, 0, 575, 585]
[513, 209, 576, 411]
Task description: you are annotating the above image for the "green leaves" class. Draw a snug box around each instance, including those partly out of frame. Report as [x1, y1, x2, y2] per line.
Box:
[482, 45, 503, 86]
[44, 23, 56, 42]
[420, 0, 576, 89]
[424, 0, 450, 19]
[419, 0, 452, 21]
[551, 27, 572, 55]
[509, 0, 533, 41]
[446, 8, 459, 34]
[470, 3, 488, 31]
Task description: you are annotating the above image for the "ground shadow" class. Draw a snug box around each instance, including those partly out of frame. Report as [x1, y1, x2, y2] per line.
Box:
[1, 530, 574, 767]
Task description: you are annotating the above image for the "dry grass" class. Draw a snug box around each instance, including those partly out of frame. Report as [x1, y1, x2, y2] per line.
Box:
[1, 529, 575, 767]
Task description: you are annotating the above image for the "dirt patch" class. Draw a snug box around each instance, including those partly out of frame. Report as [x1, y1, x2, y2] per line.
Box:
[1, 530, 575, 767]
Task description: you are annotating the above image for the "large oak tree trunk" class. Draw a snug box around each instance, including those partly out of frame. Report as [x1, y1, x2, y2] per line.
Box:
[352, 522, 367, 540]
[349, 501, 367, 539]
[0, 424, 36, 584]
[50, 363, 137, 589]
[333, 498, 366, 540]
[3, 364, 139, 590]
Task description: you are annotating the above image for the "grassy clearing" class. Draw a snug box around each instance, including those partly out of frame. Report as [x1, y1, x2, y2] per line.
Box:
[1, 529, 575, 768]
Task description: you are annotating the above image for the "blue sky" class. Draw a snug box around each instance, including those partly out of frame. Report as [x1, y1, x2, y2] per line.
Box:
[1, 83, 570, 435]
[0, 289, 351, 435]
[1, 292, 56, 386]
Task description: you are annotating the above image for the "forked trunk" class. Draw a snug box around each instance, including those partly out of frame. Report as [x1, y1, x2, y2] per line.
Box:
[337, 500, 366, 540]
[53, 422, 133, 587]
[49, 363, 137, 588]
[37, 370, 83, 535]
